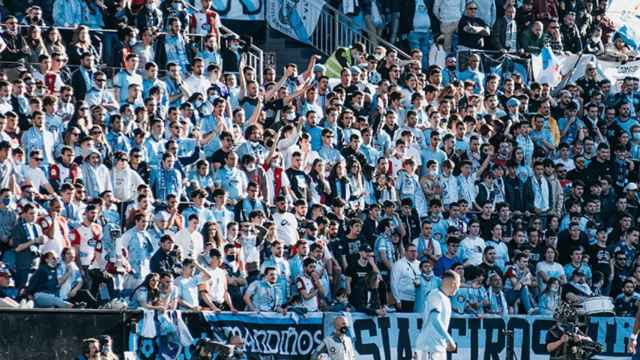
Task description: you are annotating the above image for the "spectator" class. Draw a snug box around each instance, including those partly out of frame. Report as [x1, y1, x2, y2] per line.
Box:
[176, 258, 210, 310]
[199, 248, 237, 312]
[563, 269, 593, 304]
[459, 218, 486, 266]
[346, 244, 378, 310]
[486, 271, 508, 315]
[536, 246, 566, 292]
[150, 234, 180, 275]
[295, 257, 324, 312]
[518, 21, 544, 55]
[504, 253, 536, 313]
[563, 247, 592, 283]
[457, 2, 491, 50]
[490, 5, 517, 52]
[614, 279, 640, 316]
[391, 243, 421, 312]
[243, 267, 286, 313]
[28, 251, 74, 308]
[433, 0, 465, 52]
[414, 259, 441, 312]
[537, 277, 562, 315]
[435, 236, 462, 276]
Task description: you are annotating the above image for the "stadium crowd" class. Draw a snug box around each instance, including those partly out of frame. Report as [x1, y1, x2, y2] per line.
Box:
[0, 0, 637, 323]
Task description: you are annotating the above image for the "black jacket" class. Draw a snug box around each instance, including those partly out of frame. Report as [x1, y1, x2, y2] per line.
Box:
[149, 249, 180, 276]
[504, 175, 526, 212]
[71, 67, 95, 102]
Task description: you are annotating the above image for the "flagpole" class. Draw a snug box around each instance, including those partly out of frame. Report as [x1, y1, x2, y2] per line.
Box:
[553, 51, 584, 95]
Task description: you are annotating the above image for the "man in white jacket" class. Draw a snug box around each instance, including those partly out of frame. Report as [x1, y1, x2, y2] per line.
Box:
[433, 0, 466, 51]
[391, 243, 421, 312]
[111, 151, 145, 203]
[174, 214, 204, 259]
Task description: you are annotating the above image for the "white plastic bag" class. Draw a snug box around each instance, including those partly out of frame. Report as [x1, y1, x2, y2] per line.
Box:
[140, 309, 157, 338]
[174, 311, 194, 347]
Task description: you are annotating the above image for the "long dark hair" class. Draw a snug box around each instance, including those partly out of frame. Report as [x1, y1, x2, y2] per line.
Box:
[201, 221, 224, 250]
[131, 272, 160, 304]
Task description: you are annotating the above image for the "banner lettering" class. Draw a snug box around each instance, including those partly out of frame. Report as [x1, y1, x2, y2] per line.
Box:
[325, 313, 634, 360]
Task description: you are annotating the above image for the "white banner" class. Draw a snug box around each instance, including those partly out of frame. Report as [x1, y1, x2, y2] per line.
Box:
[266, 0, 325, 44]
[607, 0, 640, 49]
[211, 0, 265, 20]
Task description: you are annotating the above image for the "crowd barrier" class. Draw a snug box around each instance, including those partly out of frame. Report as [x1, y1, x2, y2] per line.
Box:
[0, 309, 634, 359]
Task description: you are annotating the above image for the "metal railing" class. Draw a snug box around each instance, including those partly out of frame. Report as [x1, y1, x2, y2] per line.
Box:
[309, 3, 410, 60]
[12, 23, 264, 83]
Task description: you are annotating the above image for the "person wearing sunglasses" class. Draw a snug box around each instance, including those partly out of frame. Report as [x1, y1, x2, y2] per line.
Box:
[457, 1, 491, 50]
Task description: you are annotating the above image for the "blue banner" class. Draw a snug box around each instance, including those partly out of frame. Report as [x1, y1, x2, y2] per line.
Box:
[324, 312, 635, 360]
[131, 311, 323, 359]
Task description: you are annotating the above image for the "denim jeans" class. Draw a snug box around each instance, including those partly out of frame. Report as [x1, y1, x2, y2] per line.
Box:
[408, 31, 432, 69]
[34, 292, 72, 308]
[504, 286, 533, 312]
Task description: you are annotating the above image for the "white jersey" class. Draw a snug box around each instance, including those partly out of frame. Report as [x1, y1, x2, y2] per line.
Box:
[415, 289, 452, 353]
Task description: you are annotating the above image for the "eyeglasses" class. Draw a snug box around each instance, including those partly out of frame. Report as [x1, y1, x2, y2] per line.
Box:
[96, 78, 106, 82]
[132, 154, 142, 158]
[117, 158, 128, 162]
[33, 157, 43, 161]
[468, 7, 478, 10]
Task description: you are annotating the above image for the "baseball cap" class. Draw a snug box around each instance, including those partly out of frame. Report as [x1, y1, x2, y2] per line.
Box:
[359, 244, 373, 252]
[625, 183, 638, 191]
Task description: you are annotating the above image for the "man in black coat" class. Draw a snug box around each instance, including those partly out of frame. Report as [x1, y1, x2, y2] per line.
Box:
[150, 234, 180, 276]
[70, 52, 96, 102]
[220, 34, 242, 74]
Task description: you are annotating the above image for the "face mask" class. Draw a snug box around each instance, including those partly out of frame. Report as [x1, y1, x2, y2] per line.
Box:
[1, 198, 10, 206]
[428, 170, 437, 177]
[245, 163, 256, 172]
[194, 99, 203, 108]
[225, 254, 236, 262]
[374, 53, 384, 61]
[271, 161, 281, 169]
[286, 112, 296, 121]
[128, 38, 137, 47]
[447, 65, 456, 71]
[146, 3, 156, 10]
[550, 284, 560, 292]
[230, 44, 240, 51]
[633, 133, 640, 141]
[339, 326, 348, 334]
